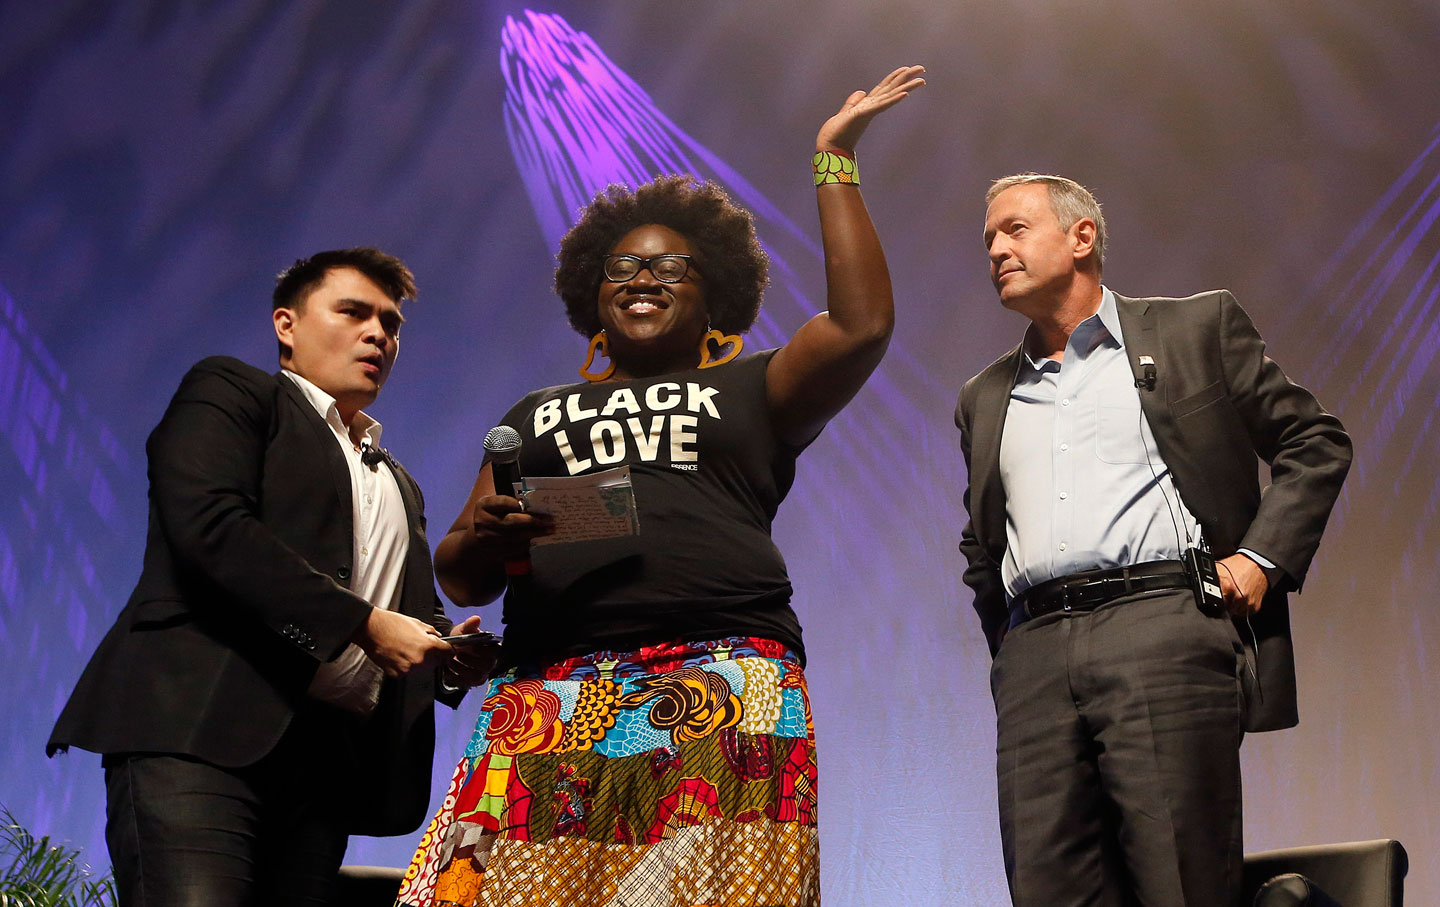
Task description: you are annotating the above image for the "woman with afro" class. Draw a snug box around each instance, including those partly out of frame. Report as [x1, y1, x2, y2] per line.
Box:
[399, 65, 925, 907]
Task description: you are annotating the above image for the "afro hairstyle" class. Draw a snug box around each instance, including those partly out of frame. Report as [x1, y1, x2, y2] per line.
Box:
[554, 175, 769, 337]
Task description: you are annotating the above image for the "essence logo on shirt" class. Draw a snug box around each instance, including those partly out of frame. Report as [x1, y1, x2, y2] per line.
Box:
[532, 382, 722, 475]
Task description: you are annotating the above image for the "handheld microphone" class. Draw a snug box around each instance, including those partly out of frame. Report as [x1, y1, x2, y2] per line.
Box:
[483, 425, 530, 578]
[485, 425, 524, 496]
[1134, 355, 1157, 391]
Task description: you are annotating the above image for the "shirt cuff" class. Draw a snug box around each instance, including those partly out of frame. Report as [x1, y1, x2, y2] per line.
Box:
[1238, 548, 1275, 569]
[1238, 548, 1288, 592]
[439, 669, 465, 696]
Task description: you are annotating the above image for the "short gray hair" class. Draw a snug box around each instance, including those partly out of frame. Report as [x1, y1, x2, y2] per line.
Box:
[986, 173, 1106, 266]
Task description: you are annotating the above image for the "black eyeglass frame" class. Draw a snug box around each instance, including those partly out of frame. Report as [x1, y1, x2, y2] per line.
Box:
[602, 254, 700, 284]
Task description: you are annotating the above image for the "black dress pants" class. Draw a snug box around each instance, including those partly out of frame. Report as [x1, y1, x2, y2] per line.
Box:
[991, 589, 1247, 907]
[103, 710, 355, 907]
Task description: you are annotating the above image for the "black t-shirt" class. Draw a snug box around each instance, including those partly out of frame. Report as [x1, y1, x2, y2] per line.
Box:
[492, 350, 808, 662]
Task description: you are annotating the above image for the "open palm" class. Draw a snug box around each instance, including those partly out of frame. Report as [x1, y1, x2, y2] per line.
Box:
[816, 64, 926, 153]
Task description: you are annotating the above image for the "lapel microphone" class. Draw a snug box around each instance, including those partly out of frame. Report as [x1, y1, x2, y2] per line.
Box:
[359, 438, 386, 468]
[1134, 355, 1157, 391]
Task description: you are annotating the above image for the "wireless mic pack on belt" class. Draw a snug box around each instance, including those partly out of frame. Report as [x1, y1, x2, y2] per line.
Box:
[1183, 547, 1226, 617]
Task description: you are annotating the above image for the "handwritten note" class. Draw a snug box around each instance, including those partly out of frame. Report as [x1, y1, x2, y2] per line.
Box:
[521, 465, 640, 547]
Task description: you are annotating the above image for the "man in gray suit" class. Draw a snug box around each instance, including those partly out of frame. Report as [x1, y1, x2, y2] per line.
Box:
[956, 174, 1351, 906]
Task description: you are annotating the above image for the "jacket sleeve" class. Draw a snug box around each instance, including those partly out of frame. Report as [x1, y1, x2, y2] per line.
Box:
[429, 591, 471, 710]
[385, 452, 471, 709]
[432, 593, 470, 711]
[1219, 292, 1353, 589]
[956, 379, 1009, 655]
[147, 357, 372, 661]
[391, 460, 452, 641]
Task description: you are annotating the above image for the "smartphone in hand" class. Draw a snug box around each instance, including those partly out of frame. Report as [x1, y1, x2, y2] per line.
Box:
[439, 630, 503, 648]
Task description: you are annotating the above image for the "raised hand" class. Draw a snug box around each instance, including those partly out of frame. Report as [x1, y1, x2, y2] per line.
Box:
[816, 64, 926, 154]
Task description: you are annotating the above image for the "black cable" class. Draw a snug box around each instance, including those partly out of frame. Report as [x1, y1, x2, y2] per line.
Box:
[1137, 406, 1190, 556]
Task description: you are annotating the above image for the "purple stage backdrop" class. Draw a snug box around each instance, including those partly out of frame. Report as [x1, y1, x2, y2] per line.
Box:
[2, 2, 1438, 902]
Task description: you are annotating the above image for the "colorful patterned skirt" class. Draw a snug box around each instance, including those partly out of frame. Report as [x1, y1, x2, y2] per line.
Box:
[396, 636, 820, 907]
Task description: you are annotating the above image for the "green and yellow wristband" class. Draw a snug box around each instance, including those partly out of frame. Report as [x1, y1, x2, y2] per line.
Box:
[813, 148, 858, 186]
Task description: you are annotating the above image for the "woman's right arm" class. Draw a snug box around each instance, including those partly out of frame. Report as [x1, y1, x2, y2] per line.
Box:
[765, 65, 925, 447]
[434, 461, 554, 606]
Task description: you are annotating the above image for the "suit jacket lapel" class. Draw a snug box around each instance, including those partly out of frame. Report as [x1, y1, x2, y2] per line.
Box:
[1114, 293, 1157, 380]
[972, 345, 1025, 551]
[384, 458, 432, 621]
[1114, 293, 1169, 435]
[386, 460, 421, 533]
[276, 373, 355, 542]
[1115, 293, 1206, 529]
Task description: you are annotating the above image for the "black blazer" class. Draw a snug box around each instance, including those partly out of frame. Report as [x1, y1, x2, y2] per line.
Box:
[49, 356, 455, 835]
[956, 290, 1351, 732]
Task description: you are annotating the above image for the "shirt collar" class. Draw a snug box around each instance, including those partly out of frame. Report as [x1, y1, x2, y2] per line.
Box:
[1018, 286, 1123, 373]
[1094, 286, 1123, 347]
[282, 369, 383, 447]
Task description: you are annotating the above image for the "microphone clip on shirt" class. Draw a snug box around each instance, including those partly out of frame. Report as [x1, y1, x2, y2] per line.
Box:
[359, 438, 387, 469]
[1134, 355, 1157, 391]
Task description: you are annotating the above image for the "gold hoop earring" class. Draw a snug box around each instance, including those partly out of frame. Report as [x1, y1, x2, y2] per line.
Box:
[698, 328, 743, 369]
[579, 331, 615, 382]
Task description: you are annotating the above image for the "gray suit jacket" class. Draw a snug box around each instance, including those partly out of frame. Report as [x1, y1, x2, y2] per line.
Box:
[956, 290, 1351, 732]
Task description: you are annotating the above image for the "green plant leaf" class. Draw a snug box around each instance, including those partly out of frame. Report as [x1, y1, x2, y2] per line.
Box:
[0, 806, 115, 906]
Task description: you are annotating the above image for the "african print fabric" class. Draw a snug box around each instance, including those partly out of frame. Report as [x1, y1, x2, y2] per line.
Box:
[396, 637, 819, 907]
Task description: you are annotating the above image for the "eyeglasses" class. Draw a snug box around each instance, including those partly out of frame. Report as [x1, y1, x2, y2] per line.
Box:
[602, 254, 698, 283]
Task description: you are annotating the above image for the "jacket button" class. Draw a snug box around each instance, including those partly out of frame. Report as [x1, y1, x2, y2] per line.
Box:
[337, 566, 351, 580]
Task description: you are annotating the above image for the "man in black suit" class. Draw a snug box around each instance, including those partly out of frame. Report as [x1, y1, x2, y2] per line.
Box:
[956, 175, 1351, 906]
[48, 248, 487, 906]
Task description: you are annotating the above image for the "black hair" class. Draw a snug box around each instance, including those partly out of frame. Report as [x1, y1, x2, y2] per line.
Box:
[273, 247, 417, 311]
[554, 176, 769, 336]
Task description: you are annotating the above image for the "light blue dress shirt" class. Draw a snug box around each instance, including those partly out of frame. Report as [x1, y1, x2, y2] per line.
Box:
[999, 288, 1204, 599]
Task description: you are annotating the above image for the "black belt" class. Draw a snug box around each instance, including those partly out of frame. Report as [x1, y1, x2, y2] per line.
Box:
[1009, 560, 1190, 627]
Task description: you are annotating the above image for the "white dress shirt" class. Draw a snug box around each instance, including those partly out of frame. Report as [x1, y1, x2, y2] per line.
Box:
[284, 370, 410, 714]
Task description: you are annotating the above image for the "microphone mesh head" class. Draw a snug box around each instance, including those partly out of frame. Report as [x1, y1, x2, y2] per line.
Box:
[483, 425, 523, 462]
